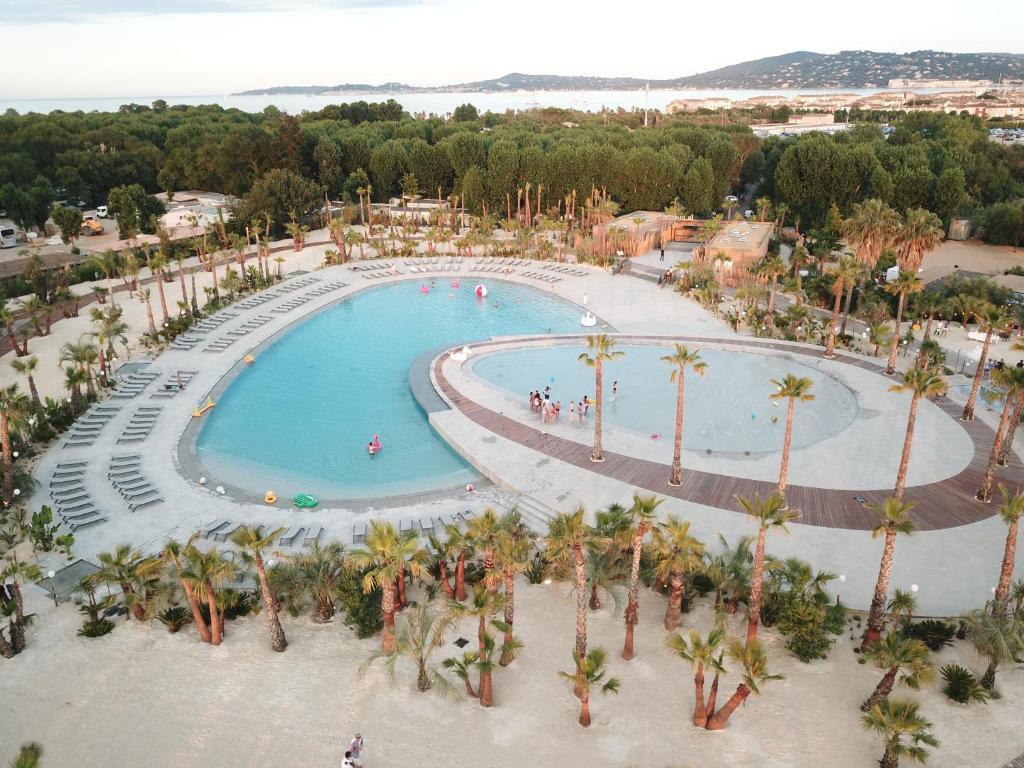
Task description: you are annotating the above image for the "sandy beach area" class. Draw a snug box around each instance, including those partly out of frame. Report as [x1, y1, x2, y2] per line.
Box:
[2, 578, 1022, 767]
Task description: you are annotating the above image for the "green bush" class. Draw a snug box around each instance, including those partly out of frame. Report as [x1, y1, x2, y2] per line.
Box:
[525, 552, 547, 584]
[941, 664, 989, 704]
[77, 619, 115, 638]
[903, 619, 956, 651]
[158, 606, 194, 633]
[337, 566, 383, 639]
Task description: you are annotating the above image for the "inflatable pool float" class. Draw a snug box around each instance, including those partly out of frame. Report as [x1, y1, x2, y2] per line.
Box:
[293, 493, 319, 508]
[264, 490, 277, 504]
[419, 284, 429, 294]
[451, 279, 460, 288]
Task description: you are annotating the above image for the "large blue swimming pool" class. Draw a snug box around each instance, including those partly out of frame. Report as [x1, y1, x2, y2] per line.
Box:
[195, 280, 584, 500]
[471, 344, 858, 454]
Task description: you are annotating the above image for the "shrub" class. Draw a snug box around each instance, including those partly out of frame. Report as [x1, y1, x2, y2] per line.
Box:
[158, 606, 194, 633]
[903, 619, 956, 651]
[78, 619, 115, 638]
[941, 664, 989, 704]
[525, 552, 548, 584]
[337, 566, 383, 639]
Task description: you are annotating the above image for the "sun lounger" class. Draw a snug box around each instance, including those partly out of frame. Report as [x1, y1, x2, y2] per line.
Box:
[352, 523, 367, 544]
[213, 522, 244, 543]
[56, 461, 88, 469]
[57, 500, 94, 515]
[67, 513, 106, 531]
[201, 519, 230, 538]
[129, 496, 163, 512]
[419, 518, 434, 536]
[303, 526, 323, 546]
[278, 526, 304, 547]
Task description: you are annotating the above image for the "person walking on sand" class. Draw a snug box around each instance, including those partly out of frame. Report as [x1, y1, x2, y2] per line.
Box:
[612, 380, 618, 401]
[343, 751, 356, 768]
[349, 734, 364, 766]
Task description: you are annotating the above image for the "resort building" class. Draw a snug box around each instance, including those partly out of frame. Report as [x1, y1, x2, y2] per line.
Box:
[704, 220, 774, 270]
[751, 114, 854, 138]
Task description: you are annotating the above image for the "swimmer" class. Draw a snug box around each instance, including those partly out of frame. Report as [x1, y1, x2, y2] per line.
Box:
[612, 380, 618, 400]
[368, 442, 377, 457]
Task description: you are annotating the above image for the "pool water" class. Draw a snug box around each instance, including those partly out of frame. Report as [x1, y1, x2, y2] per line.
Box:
[196, 281, 584, 500]
[471, 344, 858, 454]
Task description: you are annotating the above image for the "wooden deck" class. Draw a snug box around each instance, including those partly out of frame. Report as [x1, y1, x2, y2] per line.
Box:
[433, 335, 1023, 532]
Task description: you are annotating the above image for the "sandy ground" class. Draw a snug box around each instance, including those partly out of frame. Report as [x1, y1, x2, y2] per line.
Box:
[2, 579, 1022, 768]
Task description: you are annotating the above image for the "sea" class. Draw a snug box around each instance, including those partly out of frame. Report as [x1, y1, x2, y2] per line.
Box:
[0, 87, 954, 116]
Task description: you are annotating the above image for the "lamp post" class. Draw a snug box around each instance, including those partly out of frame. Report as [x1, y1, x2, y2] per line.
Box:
[47, 569, 59, 608]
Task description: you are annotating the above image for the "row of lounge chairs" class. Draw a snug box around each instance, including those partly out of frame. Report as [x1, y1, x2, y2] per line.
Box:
[48, 461, 107, 531]
[361, 270, 397, 280]
[520, 271, 562, 284]
[110, 370, 159, 399]
[351, 509, 477, 545]
[538, 263, 589, 278]
[107, 454, 163, 511]
[275, 276, 320, 293]
[350, 262, 395, 272]
[200, 520, 324, 548]
[169, 310, 240, 351]
[116, 406, 162, 444]
[64, 404, 120, 448]
[151, 370, 197, 399]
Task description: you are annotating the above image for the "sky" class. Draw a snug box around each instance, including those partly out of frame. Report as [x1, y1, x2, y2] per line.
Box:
[2, 0, 1023, 98]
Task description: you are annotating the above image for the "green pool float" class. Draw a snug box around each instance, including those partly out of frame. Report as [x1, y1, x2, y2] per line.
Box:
[293, 493, 319, 508]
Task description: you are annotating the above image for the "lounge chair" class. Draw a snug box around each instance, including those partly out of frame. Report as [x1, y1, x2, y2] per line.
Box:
[129, 496, 163, 512]
[278, 526, 304, 547]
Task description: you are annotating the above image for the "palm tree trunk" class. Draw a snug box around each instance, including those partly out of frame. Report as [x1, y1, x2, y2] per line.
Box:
[963, 331, 993, 421]
[438, 560, 455, 599]
[894, 393, 920, 501]
[455, 550, 467, 601]
[254, 553, 287, 652]
[778, 399, 795, 500]
[1, 416, 13, 505]
[825, 281, 843, 358]
[579, 690, 592, 727]
[693, 666, 708, 727]
[767, 282, 777, 325]
[574, 547, 588, 659]
[179, 577, 211, 643]
[839, 282, 856, 336]
[0, 625, 12, 658]
[26, 374, 40, 410]
[977, 391, 1014, 502]
[478, 615, 493, 707]
[622, 525, 645, 661]
[704, 671, 720, 719]
[880, 748, 899, 768]
[861, 666, 899, 711]
[664, 570, 684, 630]
[999, 391, 1024, 466]
[205, 580, 223, 645]
[592, 359, 604, 461]
[747, 528, 767, 646]
[144, 298, 155, 334]
[396, 561, 407, 610]
[705, 683, 751, 730]
[155, 272, 169, 324]
[886, 291, 906, 375]
[865, 528, 896, 644]
[994, 518, 1019, 614]
[178, 265, 189, 312]
[500, 569, 516, 666]
[381, 581, 397, 654]
[670, 371, 685, 486]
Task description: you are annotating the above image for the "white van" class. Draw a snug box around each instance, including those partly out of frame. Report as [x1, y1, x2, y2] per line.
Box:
[0, 226, 18, 249]
[96, 205, 109, 218]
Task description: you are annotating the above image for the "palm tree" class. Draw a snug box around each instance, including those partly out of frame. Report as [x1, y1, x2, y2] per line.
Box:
[231, 525, 288, 652]
[705, 637, 781, 730]
[824, 256, 861, 358]
[174, 251, 190, 313]
[1, 558, 40, 654]
[89, 250, 121, 306]
[448, 584, 512, 707]
[736, 492, 797, 645]
[994, 486, 1024, 614]
[963, 606, 1024, 691]
[578, 334, 624, 462]
[91, 545, 147, 622]
[9, 356, 40, 410]
[650, 515, 704, 631]
[843, 199, 900, 273]
[889, 368, 948, 500]
[0, 299, 27, 356]
[861, 631, 933, 711]
[9, 742, 43, 768]
[558, 648, 620, 727]
[276, 541, 347, 622]
[959, 302, 1011, 421]
[769, 374, 815, 501]
[0, 385, 29, 505]
[349, 520, 427, 653]
[666, 622, 725, 727]
[861, 698, 939, 768]
[362, 603, 459, 695]
[442, 651, 480, 698]
[753, 254, 786, 324]
[661, 345, 707, 486]
[546, 506, 595, 660]
[884, 271, 925, 375]
[622, 492, 663, 660]
[138, 287, 156, 334]
[978, 368, 1024, 502]
[466, 507, 503, 593]
[156, 536, 211, 643]
[864, 497, 917, 645]
[438, 523, 471, 601]
[63, 367, 87, 410]
[913, 292, 946, 350]
[147, 251, 170, 324]
[495, 510, 534, 666]
[183, 546, 233, 645]
[896, 207, 944, 274]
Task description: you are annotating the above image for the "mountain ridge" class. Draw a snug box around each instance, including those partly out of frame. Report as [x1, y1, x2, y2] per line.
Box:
[234, 50, 1024, 96]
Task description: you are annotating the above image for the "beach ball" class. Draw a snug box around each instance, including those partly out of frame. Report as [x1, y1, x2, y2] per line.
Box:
[199, 477, 207, 485]
[466, 483, 474, 493]
[475, 285, 487, 298]
[451, 280, 460, 288]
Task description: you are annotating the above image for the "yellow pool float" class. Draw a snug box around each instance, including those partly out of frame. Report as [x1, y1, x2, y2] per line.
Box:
[265, 490, 277, 504]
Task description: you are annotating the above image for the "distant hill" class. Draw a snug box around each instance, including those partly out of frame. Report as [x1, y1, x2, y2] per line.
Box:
[233, 50, 1024, 95]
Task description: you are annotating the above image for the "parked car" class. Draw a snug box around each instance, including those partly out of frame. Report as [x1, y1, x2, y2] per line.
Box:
[0, 225, 18, 248]
[724, 195, 739, 203]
